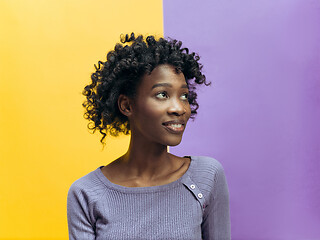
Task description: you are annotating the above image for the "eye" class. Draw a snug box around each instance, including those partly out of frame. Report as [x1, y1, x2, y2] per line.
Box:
[181, 93, 189, 100]
[156, 91, 168, 99]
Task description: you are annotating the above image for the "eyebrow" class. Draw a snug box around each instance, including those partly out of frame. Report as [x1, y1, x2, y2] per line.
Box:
[151, 83, 188, 89]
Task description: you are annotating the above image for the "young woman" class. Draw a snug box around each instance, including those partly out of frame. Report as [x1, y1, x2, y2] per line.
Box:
[67, 33, 231, 239]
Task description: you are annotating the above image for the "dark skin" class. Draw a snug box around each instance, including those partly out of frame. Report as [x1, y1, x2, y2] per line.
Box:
[101, 64, 192, 187]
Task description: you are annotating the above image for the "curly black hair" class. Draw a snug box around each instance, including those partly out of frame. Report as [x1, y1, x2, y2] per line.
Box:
[83, 33, 210, 144]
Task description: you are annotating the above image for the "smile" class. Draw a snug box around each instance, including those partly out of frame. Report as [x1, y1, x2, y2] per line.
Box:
[162, 121, 185, 133]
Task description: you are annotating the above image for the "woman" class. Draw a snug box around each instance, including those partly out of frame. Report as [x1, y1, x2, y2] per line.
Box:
[67, 33, 231, 239]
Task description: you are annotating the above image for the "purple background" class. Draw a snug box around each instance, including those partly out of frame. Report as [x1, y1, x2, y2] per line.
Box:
[163, 0, 320, 239]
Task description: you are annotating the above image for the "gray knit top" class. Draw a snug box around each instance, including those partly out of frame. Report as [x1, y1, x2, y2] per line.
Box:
[67, 156, 231, 240]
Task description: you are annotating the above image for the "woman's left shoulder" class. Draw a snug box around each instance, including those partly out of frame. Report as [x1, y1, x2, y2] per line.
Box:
[187, 156, 229, 200]
[190, 156, 225, 172]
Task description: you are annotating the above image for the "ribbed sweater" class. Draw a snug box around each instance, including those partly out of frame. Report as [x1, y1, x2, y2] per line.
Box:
[67, 156, 231, 240]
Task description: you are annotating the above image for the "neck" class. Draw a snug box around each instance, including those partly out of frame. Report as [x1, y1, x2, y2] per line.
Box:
[120, 134, 174, 180]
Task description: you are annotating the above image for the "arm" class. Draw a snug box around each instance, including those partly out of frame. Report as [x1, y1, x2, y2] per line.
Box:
[67, 184, 96, 240]
[201, 163, 231, 240]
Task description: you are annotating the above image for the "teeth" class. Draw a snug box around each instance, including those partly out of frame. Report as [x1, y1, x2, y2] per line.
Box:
[168, 124, 182, 128]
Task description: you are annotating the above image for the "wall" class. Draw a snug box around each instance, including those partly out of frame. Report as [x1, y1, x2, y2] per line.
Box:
[164, 0, 320, 239]
[0, 0, 163, 239]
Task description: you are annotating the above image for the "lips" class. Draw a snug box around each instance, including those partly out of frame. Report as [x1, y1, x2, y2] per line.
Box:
[162, 120, 185, 133]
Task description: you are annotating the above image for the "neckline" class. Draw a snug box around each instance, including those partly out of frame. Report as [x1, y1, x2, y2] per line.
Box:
[95, 156, 194, 193]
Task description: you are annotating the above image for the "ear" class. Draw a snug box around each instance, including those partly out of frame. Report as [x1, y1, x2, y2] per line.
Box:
[118, 94, 133, 117]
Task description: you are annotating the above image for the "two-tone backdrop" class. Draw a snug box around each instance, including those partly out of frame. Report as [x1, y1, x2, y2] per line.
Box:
[1, 0, 319, 239]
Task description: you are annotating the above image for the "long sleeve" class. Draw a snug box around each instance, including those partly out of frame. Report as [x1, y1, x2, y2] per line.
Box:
[201, 163, 231, 240]
[67, 183, 96, 240]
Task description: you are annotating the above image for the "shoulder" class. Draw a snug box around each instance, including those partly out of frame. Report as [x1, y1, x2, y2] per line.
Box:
[67, 167, 106, 203]
[187, 156, 228, 200]
[190, 156, 225, 176]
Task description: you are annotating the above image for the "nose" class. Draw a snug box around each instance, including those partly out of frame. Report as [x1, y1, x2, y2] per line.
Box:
[167, 98, 186, 116]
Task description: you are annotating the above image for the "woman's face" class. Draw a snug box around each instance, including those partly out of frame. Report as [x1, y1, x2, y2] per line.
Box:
[129, 64, 191, 146]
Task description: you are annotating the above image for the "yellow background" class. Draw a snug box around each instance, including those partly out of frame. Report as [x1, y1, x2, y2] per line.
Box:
[0, 0, 163, 239]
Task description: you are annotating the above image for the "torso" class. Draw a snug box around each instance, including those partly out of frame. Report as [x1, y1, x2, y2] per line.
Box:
[67, 156, 230, 239]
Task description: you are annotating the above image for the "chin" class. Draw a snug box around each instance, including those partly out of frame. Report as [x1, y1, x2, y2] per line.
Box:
[165, 138, 183, 147]
[168, 142, 181, 147]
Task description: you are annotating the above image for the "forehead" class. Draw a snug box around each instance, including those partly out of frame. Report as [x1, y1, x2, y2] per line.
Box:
[139, 64, 186, 88]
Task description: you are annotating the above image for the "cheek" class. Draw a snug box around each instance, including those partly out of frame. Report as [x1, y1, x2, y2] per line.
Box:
[185, 104, 192, 120]
[139, 101, 165, 120]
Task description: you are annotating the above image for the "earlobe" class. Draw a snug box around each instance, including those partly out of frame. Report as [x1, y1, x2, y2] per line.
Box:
[118, 94, 132, 117]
